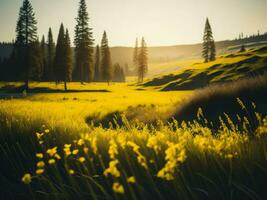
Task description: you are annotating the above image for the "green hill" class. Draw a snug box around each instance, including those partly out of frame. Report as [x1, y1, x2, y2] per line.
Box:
[143, 46, 267, 90]
[1, 33, 267, 78]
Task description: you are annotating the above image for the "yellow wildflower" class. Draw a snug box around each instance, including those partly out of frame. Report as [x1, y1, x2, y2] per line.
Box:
[55, 153, 61, 160]
[104, 160, 120, 177]
[112, 182, 124, 194]
[69, 169, 75, 175]
[77, 139, 84, 146]
[108, 139, 118, 159]
[47, 147, 57, 157]
[83, 147, 89, 154]
[36, 169, 44, 175]
[36, 132, 44, 140]
[78, 157, 86, 163]
[48, 159, 56, 165]
[21, 173, 31, 184]
[36, 153, 43, 159]
[127, 176, 136, 183]
[72, 149, 79, 155]
[44, 129, 50, 133]
[36, 161, 45, 168]
[64, 144, 71, 148]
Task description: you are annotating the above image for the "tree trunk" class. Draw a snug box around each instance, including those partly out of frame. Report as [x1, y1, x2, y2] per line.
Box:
[25, 79, 29, 91]
[64, 81, 67, 91]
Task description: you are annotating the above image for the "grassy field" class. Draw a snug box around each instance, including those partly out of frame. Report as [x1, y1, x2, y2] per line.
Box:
[0, 81, 266, 200]
[1, 45, 267, 199]
[144, 46, 267, 91]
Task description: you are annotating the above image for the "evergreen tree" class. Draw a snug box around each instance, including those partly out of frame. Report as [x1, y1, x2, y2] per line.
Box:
[63, 29, 73, 91]
[101, 31, 112, 85]
[137, 37, 148, 82]
[15, 0, 38, 90]
[120, 67, 126, 82]
[133, 38, 138, 70]
[240, 44, 246, 52]
[202, 18, 216, 62]
[46, 28, 55, 81]
[124, 63, 129, 75]
[40, 35, 46, 80]
[29, 39, 43, 81]
[54, 24, 66, 84]
[113, 63, 126, 82]
[74, 0, 94, 83]
[94, 45, 101, 81]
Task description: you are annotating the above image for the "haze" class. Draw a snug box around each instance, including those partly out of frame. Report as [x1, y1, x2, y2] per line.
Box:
[0, 0, 266, 46]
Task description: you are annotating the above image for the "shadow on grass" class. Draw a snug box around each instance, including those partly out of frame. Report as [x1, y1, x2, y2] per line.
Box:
[0, 86, 111, 99]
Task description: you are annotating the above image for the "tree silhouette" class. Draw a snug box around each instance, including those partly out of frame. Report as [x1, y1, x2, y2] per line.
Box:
[30, 39, 43, 81]
[240, 44, 246, 52]
[40, 35, 46, 79]
[133, 38, 139, 71]
[202, 18, 216, 62]
[15, 0, 38, 90]
[74, 0, 94, 83]
[46, 28, 55, 81]
[54, 24, 66, 84]
[137, 37, 148, 82]
[113, 63, 125, 82]
[64, 29, 73, 91]
[101, 31, 112, 85]
[94, 45, 101, 82]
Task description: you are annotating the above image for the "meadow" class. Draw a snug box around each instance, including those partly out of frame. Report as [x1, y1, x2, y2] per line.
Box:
[0, 81, 267, 200]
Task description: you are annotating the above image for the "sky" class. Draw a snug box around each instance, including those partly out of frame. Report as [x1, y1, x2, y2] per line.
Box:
[0, 0, 266, 47]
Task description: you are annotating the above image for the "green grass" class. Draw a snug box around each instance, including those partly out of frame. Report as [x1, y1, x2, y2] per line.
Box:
[144, 46, 267, 91]
[0, 47, 267, 199]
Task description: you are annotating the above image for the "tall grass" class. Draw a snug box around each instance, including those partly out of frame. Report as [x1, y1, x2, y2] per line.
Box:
[0, 113, 267, 199]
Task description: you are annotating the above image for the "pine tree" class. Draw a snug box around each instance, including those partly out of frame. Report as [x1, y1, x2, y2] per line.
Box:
[47, 28, 55, 81]
[15, 0, 38, 90]
[202, 18, 216, 63]
[113, 63, 125, 82]
[74, 0, 94, 83]
[94, 45, 101, 81]
[64, 29, 73, 91]
[239, 44, 246, 52]
[29, 39, 43, 81]
[137, 37, 148, 82]
[133, 38, 139, 70]
[54, 24, 66, 84]
[40, 35, 46, 80]
[101, 31, 112, 85]
[120, 67, 126, 82]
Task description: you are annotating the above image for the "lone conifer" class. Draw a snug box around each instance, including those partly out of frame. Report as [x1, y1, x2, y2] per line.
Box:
[74, 0, 94, 83]
[54, 24, 66, 84]
[46, 28, 55, 81]
[133, 38, 139, 71]
[64, 29, 73, 91]
[15, 0, 38, 90]
[101, 31, 112, 85]
[94, 45, 101, 81]
[137, 37, 148, 82]
[202, 18, 216, 62]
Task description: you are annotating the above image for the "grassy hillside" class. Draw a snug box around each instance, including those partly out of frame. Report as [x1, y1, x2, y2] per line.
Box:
[1, 34, 267, 78]
[143, 46, 267, 90]
[0, 82, 267, 199]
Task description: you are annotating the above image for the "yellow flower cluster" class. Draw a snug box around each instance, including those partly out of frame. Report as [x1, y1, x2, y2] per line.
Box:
[104, 160, 120, 178]
[127, 141, 148, 169]
[157, 142, 187, 180]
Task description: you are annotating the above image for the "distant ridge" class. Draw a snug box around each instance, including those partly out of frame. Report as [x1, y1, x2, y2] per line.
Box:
[1, 33, 267, 66]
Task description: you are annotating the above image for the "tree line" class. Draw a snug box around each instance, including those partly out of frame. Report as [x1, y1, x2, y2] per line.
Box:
[0, 0, 230, 87]
[0, 0, 127, 91]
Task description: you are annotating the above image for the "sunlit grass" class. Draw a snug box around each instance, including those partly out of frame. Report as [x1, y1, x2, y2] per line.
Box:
[0, 82, 267, 199]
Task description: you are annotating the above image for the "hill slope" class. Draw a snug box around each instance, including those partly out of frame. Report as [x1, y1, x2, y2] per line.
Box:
[143, 46, 267, 90]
